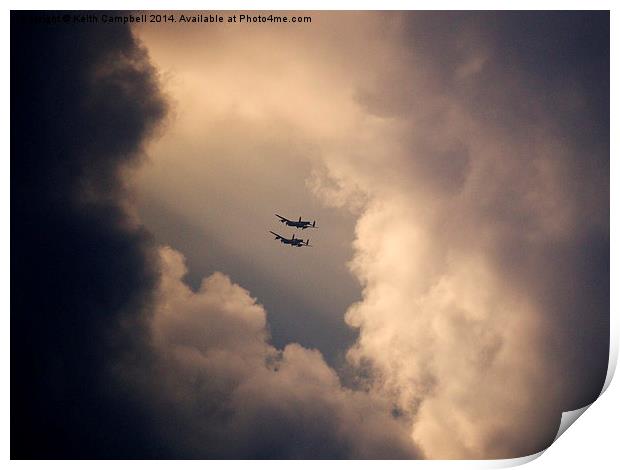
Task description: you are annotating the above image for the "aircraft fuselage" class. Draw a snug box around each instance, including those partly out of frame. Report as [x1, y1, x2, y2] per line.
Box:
[275, 215, 316, 230]
[279, 237, 304, 246]
[285, 220, 312, 229]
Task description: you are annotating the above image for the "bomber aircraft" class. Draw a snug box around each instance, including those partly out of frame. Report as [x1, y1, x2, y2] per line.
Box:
[269, 231, 312, 247]
[275, 214, 317, 230]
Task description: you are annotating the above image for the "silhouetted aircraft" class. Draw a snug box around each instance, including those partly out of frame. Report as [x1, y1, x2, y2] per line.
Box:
[275, 214, 317, 229]
[269, 231, 312, 247]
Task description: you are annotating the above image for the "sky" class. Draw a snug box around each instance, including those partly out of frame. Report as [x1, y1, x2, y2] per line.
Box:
[11, 11, 609, 459]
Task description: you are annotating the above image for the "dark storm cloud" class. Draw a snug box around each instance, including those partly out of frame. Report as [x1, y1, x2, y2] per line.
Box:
[11, 11, 168, 458]
[409, 10, 610, 413]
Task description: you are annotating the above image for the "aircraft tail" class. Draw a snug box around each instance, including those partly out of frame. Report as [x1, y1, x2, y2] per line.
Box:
[312, 220, 316, 227]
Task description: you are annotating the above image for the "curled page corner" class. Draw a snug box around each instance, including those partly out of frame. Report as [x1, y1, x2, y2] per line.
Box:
[491, 345, 617, 468]
[553, 404, 591, 442]
[485, 406, 591, 469]
[490, 449, 546, 468]
[548, 346, 617, 448]
[543, 342, 618, 456]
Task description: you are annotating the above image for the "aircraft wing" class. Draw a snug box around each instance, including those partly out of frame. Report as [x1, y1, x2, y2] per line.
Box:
[275, 214, 289, 222]
[269, 231, 285, 240]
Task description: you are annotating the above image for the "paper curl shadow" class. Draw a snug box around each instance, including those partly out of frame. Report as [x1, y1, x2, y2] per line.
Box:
[461, 327, 618, 468]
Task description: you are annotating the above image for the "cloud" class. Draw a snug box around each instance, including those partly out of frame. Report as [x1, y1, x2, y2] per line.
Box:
[310, 11, 609, 459]
[127, 247, 421, 458]
[11, 12, 168, 457]
[345, 202, 563, 458]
